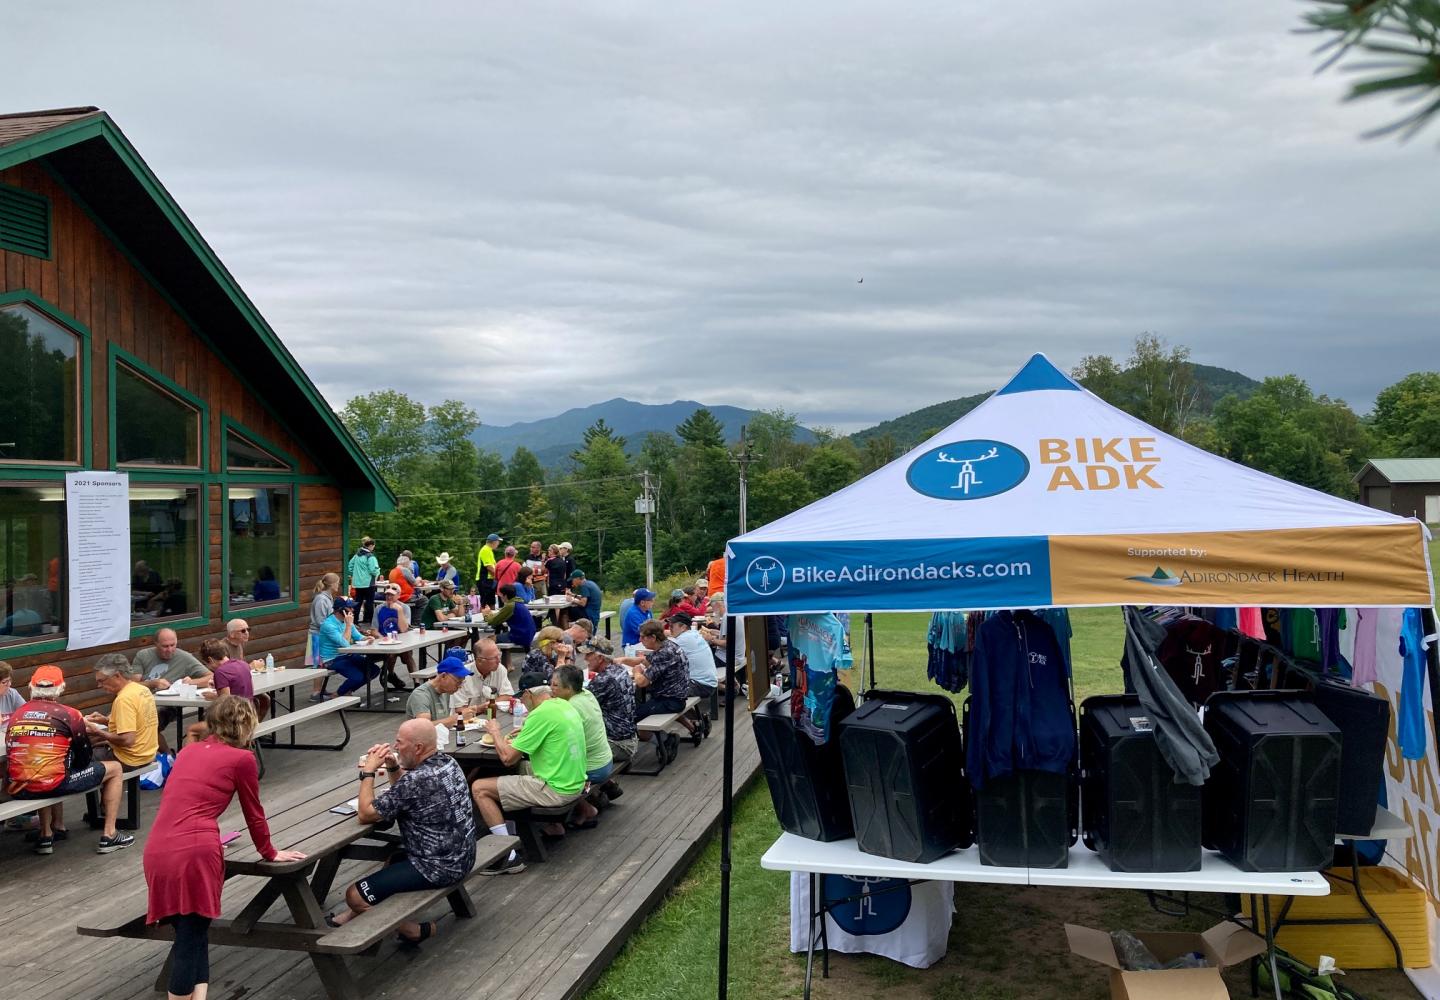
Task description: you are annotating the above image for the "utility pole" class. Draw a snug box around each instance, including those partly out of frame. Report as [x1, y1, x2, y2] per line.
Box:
[639, 469, 654, 590]
[731, 426, 755, 534]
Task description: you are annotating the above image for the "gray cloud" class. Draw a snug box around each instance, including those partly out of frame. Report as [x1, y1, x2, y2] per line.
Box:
[11, 1, 1438, 431]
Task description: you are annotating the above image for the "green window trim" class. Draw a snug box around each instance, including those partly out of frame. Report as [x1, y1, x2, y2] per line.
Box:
[0, 182, 52, 260]
[222, 415, 297, 473]
[0, 290, 92, 469]
[107, 344, 209, 472]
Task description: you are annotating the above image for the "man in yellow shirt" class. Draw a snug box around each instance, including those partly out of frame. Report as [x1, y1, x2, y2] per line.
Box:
[83, 652, 158, 853]
[475, 532, 501, 608]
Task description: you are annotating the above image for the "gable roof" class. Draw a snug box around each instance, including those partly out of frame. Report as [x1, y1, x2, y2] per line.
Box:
[727, 354, 1432, 613]
[0, 107, 394, 512]
[1355, 458, 1440, 484]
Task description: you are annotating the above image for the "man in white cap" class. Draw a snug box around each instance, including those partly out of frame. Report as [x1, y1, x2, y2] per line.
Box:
[433, 552, 460, 589]
[558, 542, 576, 583]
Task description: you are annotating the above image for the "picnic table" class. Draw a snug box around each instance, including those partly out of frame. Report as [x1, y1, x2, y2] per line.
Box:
[78, 772, 519, 1000]
[153, 667, 336, 748]
[337, 630, 467, 711]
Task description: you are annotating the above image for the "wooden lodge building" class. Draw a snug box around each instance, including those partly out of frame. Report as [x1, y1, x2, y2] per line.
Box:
[0, 107, 393, 706]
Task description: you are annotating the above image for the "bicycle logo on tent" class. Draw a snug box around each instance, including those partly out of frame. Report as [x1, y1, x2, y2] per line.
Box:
[744, 556, 785, 596]
[906, 439, 1029, 501]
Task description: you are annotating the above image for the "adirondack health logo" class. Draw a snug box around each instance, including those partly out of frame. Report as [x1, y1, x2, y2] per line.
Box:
[906, 439, 1030, 501]
[1127, 566, 1183, 587]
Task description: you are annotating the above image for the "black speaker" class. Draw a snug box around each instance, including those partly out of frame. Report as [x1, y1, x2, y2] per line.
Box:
[1203, 691, 1341, 872]
[838, 689, 969, 863]
[753, 686, 855, 842]
[975, 768, 1074, 868]
[1079, 695, 1201, 873]
[1311, 678, 1390, 837]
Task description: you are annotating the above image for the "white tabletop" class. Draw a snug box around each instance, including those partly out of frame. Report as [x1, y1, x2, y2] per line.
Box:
[526, 596, 574, 610]
[1338, 805, 1411, 843]
[437, 619, 495, 632]
[155, 667, 331, 707]
[339, 630, 459, 656]
[761, 833, 1331, 896]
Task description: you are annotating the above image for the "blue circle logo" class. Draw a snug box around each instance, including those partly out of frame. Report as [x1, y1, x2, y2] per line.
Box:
[822, 874, 913, 935]
[905, 439, 1029, 501]
[745, 556, 785, 596]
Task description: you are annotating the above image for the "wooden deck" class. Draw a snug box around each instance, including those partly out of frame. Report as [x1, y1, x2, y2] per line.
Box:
[0, 702, 760, 1000]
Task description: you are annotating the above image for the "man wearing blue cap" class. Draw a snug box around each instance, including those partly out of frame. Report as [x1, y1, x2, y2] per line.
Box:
[406, 655, 471, 730]
[622, 588, 655, 650]
[475, 533, 501, 609]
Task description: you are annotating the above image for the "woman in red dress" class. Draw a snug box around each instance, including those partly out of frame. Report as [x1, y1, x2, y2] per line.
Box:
[143, 695, 306, 1000]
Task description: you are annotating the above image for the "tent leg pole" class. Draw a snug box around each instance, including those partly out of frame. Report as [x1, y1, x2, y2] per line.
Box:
[717, 620, 737, 1000]
[865, 612, 876, 694]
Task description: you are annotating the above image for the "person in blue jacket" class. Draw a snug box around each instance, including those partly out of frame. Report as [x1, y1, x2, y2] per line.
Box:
[622, 589, 655, 648]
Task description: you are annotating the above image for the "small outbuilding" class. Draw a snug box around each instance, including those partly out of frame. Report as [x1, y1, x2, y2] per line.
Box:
[1353, 458, 1440, 525]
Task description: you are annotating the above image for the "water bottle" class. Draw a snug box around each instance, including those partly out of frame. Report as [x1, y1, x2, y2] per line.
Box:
[265, 653, 275, 673]
[512, 701, 527, 731]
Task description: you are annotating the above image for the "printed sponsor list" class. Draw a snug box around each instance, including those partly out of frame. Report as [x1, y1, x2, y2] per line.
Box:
[66, 472, 131, 651]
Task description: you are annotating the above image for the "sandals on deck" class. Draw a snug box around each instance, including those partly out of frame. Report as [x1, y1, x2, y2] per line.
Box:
[396, 921, 436, 949]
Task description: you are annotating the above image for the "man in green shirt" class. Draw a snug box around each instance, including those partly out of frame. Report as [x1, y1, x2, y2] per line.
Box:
[551, 664, 612, 828]
[472, 671, 586, 865]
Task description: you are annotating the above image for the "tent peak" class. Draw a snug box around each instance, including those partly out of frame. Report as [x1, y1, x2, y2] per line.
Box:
[995, 353, 1083, 396]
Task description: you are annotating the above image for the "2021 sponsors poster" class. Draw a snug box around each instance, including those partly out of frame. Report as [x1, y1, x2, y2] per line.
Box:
[65, 472, 131, 651]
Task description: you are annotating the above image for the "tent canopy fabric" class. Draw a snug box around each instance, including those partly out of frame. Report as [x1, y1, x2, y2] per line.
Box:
[726, 354, 1434, 615]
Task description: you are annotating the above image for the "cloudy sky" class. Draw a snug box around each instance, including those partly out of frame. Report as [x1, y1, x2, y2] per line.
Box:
[10, 2, 1439, 431]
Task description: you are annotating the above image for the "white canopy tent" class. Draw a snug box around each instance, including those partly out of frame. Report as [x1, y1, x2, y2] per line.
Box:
[712, 354, 1437, 999]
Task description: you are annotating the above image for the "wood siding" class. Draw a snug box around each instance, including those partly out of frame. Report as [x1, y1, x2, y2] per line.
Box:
[0, 162, 346, 709]
[1356, 468, 1440, 522]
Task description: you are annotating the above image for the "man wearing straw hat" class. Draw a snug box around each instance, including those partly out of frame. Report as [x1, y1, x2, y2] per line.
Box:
[433, 552, 460, 589]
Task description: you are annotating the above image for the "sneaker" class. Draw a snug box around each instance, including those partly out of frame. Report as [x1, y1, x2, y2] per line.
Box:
[478, 857, 527, 876]
[25, 827, 67, 844]
[3, 815, 38, 833]
[33, 836, 54, 855]
[602, 780, 623, 801]
[96, 832, 135, 854]
[308, 692, 332, 703]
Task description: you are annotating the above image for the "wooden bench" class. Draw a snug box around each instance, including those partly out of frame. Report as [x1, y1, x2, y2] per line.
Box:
[251, 696, 360, 778]
[78, 833, 520, 1000]
[507, 801, 581, 863]
[0, 766, 146, 831]
[630, 696, 703, 776]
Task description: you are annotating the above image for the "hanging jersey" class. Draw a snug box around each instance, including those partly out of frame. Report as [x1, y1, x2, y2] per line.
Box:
[1398, 608, 1435, 761]
[787, 613, 853, 745]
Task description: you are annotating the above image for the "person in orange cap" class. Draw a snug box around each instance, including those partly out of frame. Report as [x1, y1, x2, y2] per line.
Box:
[3, 665, 126, 856]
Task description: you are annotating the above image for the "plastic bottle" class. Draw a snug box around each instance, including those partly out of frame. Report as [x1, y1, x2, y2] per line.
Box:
[512, 701, 527, 731]
[265, 653, 275, 673]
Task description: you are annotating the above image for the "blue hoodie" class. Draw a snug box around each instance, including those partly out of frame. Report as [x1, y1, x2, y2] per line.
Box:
[966, 610, 1076, 789]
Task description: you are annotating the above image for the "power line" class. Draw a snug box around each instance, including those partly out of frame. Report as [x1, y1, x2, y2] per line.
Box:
[392, 474, 643, 499]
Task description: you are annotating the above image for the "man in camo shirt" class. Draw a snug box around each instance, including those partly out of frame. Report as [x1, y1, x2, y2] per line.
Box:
[329, 719, 476, 944]
[580, 637, 636, 800]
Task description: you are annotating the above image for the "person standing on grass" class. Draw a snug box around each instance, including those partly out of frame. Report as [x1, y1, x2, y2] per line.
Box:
[144, 695, 306, 1000]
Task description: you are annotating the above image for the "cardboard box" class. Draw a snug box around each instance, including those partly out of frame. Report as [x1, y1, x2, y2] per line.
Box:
[1065, 922, 1268, 1000]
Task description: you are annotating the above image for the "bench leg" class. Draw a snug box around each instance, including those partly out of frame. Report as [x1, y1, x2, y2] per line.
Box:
[310, 853, 345, 906]
[279, 878, 363, 1000]
[447, 884, 478, 920]
[515, 819, 548, 863]
[120, 775, 140, 831]
[233, 878, 290, 934]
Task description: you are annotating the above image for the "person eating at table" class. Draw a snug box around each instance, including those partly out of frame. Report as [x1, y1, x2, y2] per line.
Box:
[406, 655, 470, 730]
[82, 653, 159, 853]
[691, 577, 711, 616]
[185, 638, 258, 744]
[522, 625, 573, 681]
[484, 583, 535, 649]
[316, 597, 379, 697]
[453, 638, 514, 711]
[513, 565, 537, 603]
[144, 695, 307, 1000]
[433, 551, 461, 589]
[566, 569, 603, 634]
[617, 619, 694, 753]
[421, 578, 468, 657]
[332, 718, 476, 942]
[621, 588, 655, 652]
[373, 582, 418, 690]
[578, 637, 635, 801]
[550, 664, 611, 829]
[132, 628, 205, 692]
[564, 618, 593, 648]
[5, 665, 127, 856]
[471, 672, 587, 867]
[0, 660, 25, 725]
[667, 612, 718, 722]
[221, 618, 265, 671]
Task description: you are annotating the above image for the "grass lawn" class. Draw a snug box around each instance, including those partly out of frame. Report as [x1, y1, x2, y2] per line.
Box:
[587, 545, 1439, 1000]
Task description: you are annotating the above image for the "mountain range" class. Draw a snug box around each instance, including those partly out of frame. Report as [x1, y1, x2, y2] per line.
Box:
[471, 364, 1261, 466]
